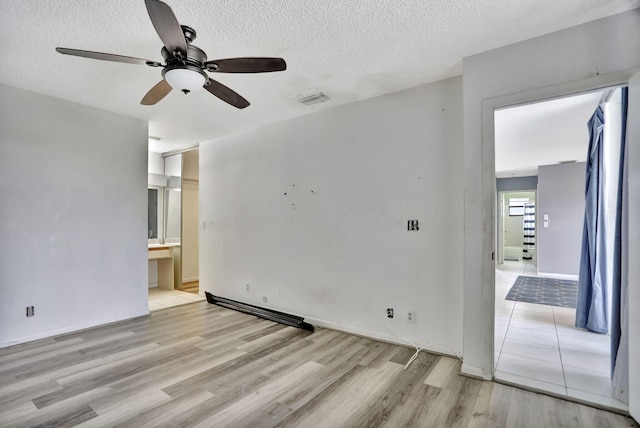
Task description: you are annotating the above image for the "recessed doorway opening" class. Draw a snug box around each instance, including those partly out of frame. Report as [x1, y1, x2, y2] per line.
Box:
[493, 88, 627, 411]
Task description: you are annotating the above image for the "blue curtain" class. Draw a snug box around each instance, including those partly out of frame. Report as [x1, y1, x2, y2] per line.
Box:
[612, 88, 628, 393]
[576, 106, 608, 334]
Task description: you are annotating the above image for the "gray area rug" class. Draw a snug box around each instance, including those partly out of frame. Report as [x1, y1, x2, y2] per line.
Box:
[505, 275, 578, 309]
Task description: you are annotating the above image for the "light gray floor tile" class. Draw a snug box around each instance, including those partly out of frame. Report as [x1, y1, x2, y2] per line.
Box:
[560, 348, 610, 375]
[566, 388, 628, 412]
[563, 365, 614, 397]
[501, 339, 561, 364]
[507, 317, 556, 334]
[506, 326, 558, 347]
[557, 331, 610, 356]
[495, 370, 567, 396]
[514, 302, 553, 314]
[148, 288, 205, 312]
[496, 353, 565, 386]
[511, 309, 554, 322]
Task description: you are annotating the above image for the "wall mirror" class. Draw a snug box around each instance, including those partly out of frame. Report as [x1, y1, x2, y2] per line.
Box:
[164, 177, 181, 243]
[148, 187, 162, 243]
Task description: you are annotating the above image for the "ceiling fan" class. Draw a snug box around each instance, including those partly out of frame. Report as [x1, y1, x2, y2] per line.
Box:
[56, 0, 286, 109]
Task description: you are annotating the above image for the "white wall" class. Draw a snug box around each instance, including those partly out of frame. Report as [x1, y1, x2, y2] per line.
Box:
[462, 9, 640, 379]
[165, 153, 182, 177]
[0, 84, 149, 347]
[537, 163, 585, 276]
[148, 151, 164, 175]
[200, 77, 464, 354]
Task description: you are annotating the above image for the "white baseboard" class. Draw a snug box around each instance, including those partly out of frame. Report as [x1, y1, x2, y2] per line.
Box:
[304, 316, 462, 360]
[461, 363, 492, 380]
[0, 310, 149, 349]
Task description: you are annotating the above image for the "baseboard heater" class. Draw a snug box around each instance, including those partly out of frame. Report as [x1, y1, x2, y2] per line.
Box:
[205, 292, 314, 332]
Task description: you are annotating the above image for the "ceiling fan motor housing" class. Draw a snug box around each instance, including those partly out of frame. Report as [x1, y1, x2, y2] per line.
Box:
[160, 33, 208, 93]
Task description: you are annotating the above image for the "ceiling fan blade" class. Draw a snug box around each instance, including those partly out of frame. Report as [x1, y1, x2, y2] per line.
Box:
[141, 79, 172, 105]
[56, 47, 158, 65]
[203, 79, 250, 109]
[205, 57, 287, 73]
[144, 0, 187, 59]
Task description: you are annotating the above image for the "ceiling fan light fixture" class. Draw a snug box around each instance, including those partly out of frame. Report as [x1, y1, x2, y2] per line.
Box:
[164, 68, 206, 93]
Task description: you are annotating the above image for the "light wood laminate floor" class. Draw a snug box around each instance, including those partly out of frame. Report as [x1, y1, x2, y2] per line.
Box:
[0, 301, 636, 427]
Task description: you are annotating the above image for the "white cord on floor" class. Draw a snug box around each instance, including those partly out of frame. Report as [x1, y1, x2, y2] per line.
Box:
[383, 317, 463, 370]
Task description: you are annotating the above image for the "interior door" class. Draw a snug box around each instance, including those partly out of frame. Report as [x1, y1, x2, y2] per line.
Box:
[628, 70, 640, 422]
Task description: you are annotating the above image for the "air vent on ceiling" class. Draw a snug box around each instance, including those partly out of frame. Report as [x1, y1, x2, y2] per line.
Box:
[297, 91, 329, 106]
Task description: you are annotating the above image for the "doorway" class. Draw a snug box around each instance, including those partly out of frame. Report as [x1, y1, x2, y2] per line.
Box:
[147, 148, 203, 311]
[497, 191, 536, 265]
[180, 149, 200, 294]
[493, 89, 626, 410]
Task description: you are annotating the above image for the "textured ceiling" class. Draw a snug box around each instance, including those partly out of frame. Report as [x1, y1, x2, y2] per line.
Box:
[495, 91, 604, 178]
[0, 1, 637, 153]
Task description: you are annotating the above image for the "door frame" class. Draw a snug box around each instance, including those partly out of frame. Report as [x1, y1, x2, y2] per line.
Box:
[626, 69, 640, 420]
[470, 70, 636, 380]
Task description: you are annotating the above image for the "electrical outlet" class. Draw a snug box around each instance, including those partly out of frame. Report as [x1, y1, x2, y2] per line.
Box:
[245, 283, 250, 292]
[26, 306, 35, 317]
[386, 308, 394, 318]
[406, 310, 415, 323]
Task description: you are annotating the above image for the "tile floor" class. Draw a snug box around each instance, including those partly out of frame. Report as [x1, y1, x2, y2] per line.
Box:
[148, 287, 205, 312]
[494, 261, 627, 412]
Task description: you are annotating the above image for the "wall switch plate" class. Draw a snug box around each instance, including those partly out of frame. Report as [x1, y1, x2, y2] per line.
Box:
[386, 308, 394, 318]
[245, 283, 250, 292]
[26, 306, 34, 317]
[407, 220, 419, 231]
